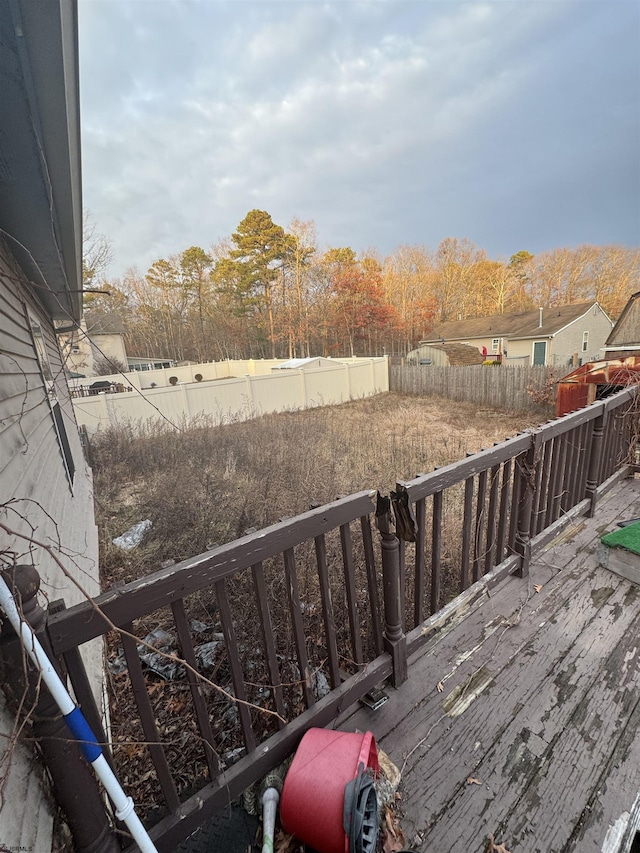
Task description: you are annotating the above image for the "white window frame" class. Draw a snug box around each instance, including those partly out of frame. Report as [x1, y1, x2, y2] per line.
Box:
[582, 331, 589, 352]
[491, 338, 499, 353]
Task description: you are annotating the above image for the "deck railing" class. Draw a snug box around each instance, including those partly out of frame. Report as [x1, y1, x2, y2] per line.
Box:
[8, 387, 638, 851]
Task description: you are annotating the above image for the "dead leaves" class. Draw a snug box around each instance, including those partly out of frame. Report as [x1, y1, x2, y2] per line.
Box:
[273, 829, 304, 853]
[466, 776, 482, 785]
[381, 805, 406, 853]
[437, 680, 444, 693]
[486, 833, 511, 853]
[534, 584, 543, 593]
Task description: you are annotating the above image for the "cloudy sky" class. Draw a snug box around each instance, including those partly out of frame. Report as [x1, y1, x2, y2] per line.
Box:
[79, 1, 640, 278]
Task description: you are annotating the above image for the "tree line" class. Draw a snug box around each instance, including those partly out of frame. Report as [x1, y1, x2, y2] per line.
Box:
[84, 209, 640, 362]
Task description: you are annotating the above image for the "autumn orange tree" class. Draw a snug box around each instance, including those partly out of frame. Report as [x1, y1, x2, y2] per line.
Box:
[92, 208, 639, 364]
[321, 249, 397, 356]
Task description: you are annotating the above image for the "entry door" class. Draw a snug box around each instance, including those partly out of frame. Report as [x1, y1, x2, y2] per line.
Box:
[533, 341, 547, 366]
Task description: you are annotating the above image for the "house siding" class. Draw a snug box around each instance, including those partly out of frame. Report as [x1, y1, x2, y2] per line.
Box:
[548, 305, 613, 366]
[406, 344, 450, 366]
[506, 338, 549, 365]
[0, 241, 101, 850]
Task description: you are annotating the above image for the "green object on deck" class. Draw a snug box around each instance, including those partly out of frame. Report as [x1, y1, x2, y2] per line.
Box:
[601, 522, 640, 556]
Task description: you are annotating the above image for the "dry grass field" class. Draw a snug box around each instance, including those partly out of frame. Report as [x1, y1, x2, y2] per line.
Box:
[92, 392, 540, 587]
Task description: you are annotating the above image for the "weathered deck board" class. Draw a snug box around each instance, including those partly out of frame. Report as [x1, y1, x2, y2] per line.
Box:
[341, 476, 640, 853]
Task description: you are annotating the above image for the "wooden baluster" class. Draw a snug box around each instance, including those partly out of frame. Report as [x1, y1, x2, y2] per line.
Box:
[360, 515, 383, 656]
[460, 475, 474, 592]
[514, 435, 539, 578]
[545, 435, 561, 527]
[431, 490, 443, 614]
[121, 624, 180, 811]
[508, 456, 523, 552]
[472, 469, 488, 583]
[376, 495, 407, 687]
[250, 561, 286, 725]
[214, 579, 256, 751]
[495, 458, 512, 564]
[413, 497, 426, 626]
[282, 549, 315, 709]
[484, 463, 500, 575]
[171, 599, 220, 775]
[562, 426, 580, 511]
[535, 439, 553, 535]
[340, 523, 364, 665]
[575, 423, 588, 504]
[314, 533, 341, 690]
[550, 435, 568, 523]
[398, 538, 407, 632]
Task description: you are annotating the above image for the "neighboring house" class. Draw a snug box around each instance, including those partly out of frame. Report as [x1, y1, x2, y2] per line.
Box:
[421, 302, 613, 367]
[60, 312, 128, 376]
[127, 355, 176, 371]
[602, 290, 640, 359]
[0, 3, 102, 849]
[556, 291, 640, 415]
[406, 342, 485, 367]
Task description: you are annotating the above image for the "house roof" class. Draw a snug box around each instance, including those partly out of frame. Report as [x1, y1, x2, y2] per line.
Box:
[425, 343, 485, 366]
[0, 0, 82, 321]
[422, 302, 599, 344]
[604, 291, 640, 348]
[85, 313, 126, 336]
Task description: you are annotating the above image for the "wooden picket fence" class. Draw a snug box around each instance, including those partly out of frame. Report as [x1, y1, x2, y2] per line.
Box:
[390, 364, 554, 411]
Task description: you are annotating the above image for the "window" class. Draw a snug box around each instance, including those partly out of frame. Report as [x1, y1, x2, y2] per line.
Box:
[582, 331, 589, 352]
[492, 338, 499, 352]
[28, 313, 75, 485]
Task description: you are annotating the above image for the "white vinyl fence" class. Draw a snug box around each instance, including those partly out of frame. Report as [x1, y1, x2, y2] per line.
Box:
[72, 357, 389, 436]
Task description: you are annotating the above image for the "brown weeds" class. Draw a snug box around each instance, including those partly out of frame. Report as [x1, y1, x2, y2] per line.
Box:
[93, 393, 535, 585]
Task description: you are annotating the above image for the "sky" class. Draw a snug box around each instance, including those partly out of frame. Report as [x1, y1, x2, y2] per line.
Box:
[79, 0, 640, 279]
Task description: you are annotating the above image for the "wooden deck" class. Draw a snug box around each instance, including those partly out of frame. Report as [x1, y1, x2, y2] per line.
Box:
[342, 474, 640, 853]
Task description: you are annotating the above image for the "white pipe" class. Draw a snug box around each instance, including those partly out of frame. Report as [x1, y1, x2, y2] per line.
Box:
[261, 787, 280, 853]
[0, 576, 158, 853]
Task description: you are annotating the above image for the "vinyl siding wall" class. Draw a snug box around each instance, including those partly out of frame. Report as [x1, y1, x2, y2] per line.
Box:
[553, 305, 613, 365]
[0, 240, 101, 850]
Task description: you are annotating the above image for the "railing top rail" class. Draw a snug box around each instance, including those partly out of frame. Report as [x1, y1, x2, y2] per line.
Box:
[48, 490, 376, 653]
[400, 432, 532, 501]
[400, 386, 637, 502]
[604, 385, 636, 412]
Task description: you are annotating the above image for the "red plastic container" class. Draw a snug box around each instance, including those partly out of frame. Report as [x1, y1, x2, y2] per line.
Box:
[280, 728, 379, 853]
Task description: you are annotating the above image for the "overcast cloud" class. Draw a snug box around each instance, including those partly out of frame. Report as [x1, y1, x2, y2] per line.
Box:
[79, 0, 640, 277]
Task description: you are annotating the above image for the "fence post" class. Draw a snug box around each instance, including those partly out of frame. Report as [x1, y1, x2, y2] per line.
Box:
[376, 496, 407, 687]
[514, 433, 539, 578]
[585, 407, 607, 517]
[0, 565, 118, 853]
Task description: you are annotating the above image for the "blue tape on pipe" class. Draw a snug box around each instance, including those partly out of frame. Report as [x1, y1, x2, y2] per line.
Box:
[64, 707, 102, 763]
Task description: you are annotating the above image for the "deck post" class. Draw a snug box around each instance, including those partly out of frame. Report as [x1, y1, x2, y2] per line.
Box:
[0, 565, 118, 853]
[514, 436, 538, 578]
[376, 496, 408, 687]
[585, 408, 606, 517]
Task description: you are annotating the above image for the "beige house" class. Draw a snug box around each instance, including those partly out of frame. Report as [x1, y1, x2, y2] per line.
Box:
[421, 302, 612, 367]
[60, 312, 128, 376]
[0, 4, 103, 848]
